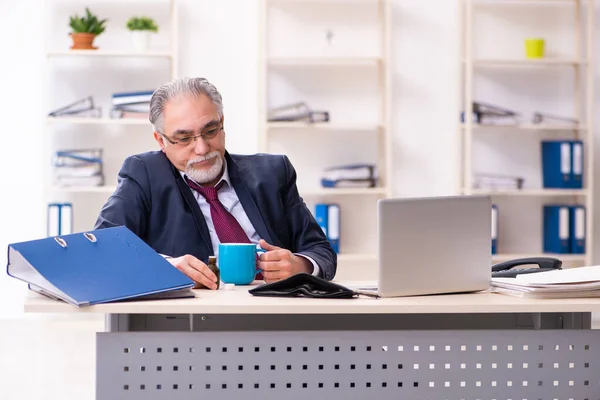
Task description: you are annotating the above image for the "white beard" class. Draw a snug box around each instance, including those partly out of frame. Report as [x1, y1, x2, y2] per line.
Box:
[185, 151, 224, 184]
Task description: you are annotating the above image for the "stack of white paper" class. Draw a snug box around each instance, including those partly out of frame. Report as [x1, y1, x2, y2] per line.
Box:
[490, 265, 600, 299]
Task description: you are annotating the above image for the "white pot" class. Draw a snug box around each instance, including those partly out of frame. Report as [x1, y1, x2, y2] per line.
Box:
[131, 31, 151, 52]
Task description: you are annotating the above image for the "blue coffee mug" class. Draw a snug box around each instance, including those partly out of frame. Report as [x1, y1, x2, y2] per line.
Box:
[218, 243, 263, 285]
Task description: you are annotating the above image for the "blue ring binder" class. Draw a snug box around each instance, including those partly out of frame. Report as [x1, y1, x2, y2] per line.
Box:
[7, 226, 195, 306]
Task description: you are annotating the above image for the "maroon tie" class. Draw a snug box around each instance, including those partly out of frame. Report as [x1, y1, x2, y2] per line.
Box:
[185, 176, 263, 280]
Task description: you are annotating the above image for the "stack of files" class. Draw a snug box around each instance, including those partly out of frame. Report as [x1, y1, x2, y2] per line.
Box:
[48, 96, 101, 118]
[541, 140, 583, 189]
[473, 173, 524, 190]
[110, 90, 153, 119]
[53, 148, 104, 187]
[321, 163, 377, 188]
[490, 265, 600, 299]
[6, 226, 195, 307]
[267, 102, 329, 123]
[314, 203, 340, 253]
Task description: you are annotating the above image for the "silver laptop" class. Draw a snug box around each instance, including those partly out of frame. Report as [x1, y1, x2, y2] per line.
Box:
[359, 195, 492, 298]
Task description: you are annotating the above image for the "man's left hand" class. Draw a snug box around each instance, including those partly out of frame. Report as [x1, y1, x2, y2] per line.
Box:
[257, 239, 313, 282]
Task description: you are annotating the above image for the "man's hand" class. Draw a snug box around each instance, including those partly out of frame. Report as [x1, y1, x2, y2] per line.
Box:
[167, 254, 218, 290]
[257, 239, 313, 283]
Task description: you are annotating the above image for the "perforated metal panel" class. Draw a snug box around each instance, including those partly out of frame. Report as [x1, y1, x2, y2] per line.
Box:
[98, 330, 600, 400]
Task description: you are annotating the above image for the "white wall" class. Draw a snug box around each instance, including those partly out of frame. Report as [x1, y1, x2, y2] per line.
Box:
[0, 1, 46, 318]
[1, 0, 599, 318]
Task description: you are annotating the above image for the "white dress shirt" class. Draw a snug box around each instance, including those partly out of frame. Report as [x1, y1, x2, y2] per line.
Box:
[180, 161, 321, 277]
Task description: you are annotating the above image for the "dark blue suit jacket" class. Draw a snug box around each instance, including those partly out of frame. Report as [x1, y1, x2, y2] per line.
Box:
[94, 151, 337, 280]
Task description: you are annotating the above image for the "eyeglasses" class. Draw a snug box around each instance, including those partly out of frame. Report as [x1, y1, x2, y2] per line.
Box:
[161, 124, 223, 147]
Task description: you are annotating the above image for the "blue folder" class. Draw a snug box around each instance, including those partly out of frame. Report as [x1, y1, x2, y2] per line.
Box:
[314, 203, 340, 253]
[543, 205, 571, 254]
[541, 140, 572, 189]
[570, 140, 584, 189]
[328, 204, 340, 253]
[570, 205, 586, 254]
[315, 203, 329, 238]
[491, 204, 498, 255]
[6, 226, 194, 307]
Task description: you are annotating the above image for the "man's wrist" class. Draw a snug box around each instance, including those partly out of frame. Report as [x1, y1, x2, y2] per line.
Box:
[298, 256, 313, 273]
[294, 253, 320, 276]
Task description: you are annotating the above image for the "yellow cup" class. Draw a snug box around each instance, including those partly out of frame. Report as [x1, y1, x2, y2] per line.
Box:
[525, 38, 545, 59]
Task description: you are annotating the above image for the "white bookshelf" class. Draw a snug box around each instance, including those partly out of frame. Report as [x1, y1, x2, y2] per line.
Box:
[51, 186, 118, 194]
[461, 123, 587, 131]
[268, 57, 382, 67]
[259, 0, 392, 278]
[468, 58, 587, 66]
[44, 0, 178, 234]
[469, 189, 588, 196]
[300, 187, 389, 197]
[459, 0, 594, 267]
[46, 50, 173, 58]
[267, 122, 384, 131]
[47, 117, 150, 125]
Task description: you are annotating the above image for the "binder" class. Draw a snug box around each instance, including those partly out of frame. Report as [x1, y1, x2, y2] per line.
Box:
[60, 203, 73, 235]
[47, 203, 61, 237]
[541, 140, 571, 188]
[543, 205, 570, 254]
[314, 203, 329, 238]
[47, 203, 73, 236]
[7, 226, 194, 307]
[570, 205, 586, 254]
[570, 140, 584, 189]
[491, 204, 498, 255]
[328, 204, 340, 253]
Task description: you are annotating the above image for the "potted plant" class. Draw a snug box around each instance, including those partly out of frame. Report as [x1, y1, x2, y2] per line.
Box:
[68, 7, 107, 50]
[126, 17, 159, 52]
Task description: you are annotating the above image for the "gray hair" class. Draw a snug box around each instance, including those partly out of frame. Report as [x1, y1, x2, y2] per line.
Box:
[149, 77, 224, 134]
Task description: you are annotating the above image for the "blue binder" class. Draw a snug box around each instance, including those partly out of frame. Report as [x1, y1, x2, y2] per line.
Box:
[47, 203, 73, 237]
[570, 205, 586, 254]
[327, 204, 340, 253]
[541, 140, 572, 189]
[570, 140, 584, 189]
[543, 205, 571, 254]
[491, 204, 498, 255]
[314, 203, 329, 238]
[6, 226, 194, 307]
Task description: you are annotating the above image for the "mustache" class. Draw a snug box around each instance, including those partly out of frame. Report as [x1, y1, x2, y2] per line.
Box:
[187, 152, 219, 168]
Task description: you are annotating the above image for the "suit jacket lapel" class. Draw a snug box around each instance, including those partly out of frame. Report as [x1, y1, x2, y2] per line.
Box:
[170, 162, 214, 254]
[226, 153, 273, 244]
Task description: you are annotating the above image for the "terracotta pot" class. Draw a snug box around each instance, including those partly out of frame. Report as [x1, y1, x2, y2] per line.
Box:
[70, 33, 98, 50]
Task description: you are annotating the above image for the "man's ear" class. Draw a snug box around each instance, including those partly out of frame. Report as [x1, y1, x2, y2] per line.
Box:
[153, 131, 166, 152]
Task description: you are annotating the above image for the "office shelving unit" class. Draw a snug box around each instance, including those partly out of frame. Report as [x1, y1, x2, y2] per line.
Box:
[458, 0, 594, 266]
[43, 0, 178, 233]
[258, 0, 392, 279]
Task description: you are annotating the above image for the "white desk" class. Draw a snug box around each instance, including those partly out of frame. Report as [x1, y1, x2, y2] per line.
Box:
[24, 284, 600, 399]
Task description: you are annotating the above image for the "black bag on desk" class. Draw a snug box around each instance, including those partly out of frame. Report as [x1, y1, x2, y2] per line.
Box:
[249, 273, 358, 299]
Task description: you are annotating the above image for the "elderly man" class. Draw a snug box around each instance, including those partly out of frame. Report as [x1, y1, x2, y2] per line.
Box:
[94, 77, 336, 289]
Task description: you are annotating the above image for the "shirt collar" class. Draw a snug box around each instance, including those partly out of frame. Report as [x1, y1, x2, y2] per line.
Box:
[179, 157, 230, 189]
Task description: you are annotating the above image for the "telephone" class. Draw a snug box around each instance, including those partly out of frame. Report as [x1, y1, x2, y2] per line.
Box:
[491, 257, 562, 278]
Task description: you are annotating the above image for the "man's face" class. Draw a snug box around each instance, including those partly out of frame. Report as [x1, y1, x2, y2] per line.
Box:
[153, 94, 226, 187]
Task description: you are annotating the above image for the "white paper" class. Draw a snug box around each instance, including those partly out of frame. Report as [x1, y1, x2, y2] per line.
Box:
[515, 265, 600, 285]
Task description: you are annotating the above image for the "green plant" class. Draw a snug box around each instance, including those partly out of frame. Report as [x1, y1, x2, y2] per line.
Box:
[126, 17, 159, 33]
[69, 7, 107, 35]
